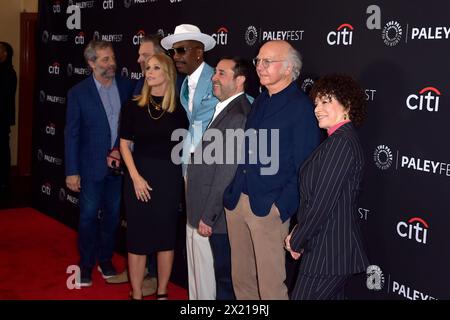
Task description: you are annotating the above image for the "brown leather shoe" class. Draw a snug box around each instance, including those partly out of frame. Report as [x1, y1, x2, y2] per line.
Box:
[142, 277, 157, 297]
[105, 269, 128, 284]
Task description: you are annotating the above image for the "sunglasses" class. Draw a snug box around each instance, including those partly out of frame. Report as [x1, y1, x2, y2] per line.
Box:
[167, 46, 199, 57]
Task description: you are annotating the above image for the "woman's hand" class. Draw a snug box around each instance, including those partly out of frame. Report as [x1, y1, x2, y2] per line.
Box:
[132, 174, 152, 202]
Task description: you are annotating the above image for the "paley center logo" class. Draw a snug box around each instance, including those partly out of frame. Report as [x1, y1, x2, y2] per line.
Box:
[382, 21, 403, 47]
[327, 23, 354, 46]
[124, 0, 157, 7]
[67, 63, 91, 77]
[374, 144, 450, 177]
[373, 145, 393, 170]
[406, 86, 441, 112]
[93, 30, 123, 42]
[396, 216, 429, 244]
[37, 149, 63, 166]
[392, 279, 436, 300]
[212, 27, 228, 46]
[67, 0, 94, 8]
[42, 30, 68, 43]
[244, 25, 304, 46]
[39, 90, 66, 104]
[410, 25, 450, 41]
[59, 187, 79, 205]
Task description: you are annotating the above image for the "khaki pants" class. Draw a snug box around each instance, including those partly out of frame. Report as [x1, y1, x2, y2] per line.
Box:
[225, 193, 290, 300]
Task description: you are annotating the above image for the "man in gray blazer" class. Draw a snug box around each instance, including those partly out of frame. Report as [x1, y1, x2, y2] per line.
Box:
[186, 57, 252, 299]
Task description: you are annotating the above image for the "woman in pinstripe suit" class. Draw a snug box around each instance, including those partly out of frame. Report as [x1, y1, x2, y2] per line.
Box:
[285, 74, 370, 300]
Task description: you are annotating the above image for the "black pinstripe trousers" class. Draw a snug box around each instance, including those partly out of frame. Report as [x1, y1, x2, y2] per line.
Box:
[290, 274, 351, 300]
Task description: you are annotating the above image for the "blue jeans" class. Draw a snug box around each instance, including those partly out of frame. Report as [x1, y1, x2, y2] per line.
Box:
[78, 174, 122, 268]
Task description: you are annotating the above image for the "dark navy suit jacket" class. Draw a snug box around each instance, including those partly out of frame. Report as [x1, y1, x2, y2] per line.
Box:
[290, 123, 369, 276]
[64, 75, 134, 181]
[223, 82, 321, 222]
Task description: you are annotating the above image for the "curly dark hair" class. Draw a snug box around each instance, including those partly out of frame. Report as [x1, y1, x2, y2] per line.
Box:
[310, 74, 367, 127]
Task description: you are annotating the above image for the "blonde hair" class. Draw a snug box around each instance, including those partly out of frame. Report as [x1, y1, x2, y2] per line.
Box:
[134, 53, 177, 113]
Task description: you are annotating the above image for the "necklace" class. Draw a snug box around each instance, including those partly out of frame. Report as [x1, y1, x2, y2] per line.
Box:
[147, 96, 166, 120]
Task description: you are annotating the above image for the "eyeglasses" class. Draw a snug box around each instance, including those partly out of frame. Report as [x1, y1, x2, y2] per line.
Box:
[167, 47, 199, 57]
[252, 58, 285, 69]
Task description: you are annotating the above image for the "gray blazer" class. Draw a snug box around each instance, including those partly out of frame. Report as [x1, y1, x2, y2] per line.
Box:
[186, 94, 251, 234]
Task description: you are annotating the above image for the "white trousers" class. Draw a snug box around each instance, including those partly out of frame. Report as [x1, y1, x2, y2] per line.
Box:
[186, 223, 216, 300]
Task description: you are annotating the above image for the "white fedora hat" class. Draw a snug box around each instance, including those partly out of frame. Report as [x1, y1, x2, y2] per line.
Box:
[161, 24, 216, 51]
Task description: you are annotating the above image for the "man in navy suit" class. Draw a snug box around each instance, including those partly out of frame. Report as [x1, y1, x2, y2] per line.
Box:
[223, 40, 321, 299]
[65, 40, 134, 287]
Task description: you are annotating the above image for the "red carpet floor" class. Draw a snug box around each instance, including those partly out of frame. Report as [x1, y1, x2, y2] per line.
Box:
[0, 208, 188, 300]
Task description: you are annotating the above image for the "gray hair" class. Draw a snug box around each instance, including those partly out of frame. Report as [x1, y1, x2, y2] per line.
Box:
[83, 40, 113, 64]
[285, 46, 302, 81]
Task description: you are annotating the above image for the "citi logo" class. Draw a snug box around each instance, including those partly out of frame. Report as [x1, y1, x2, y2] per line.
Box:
[75, 31, 85, 45]
[406, 87, 441, 112]
[212, 27, 228, 46]
[327, 23, 354, 46]
[103, 0, 114, 9]
[41, 183, 52, 196]
[45, 123, 56, 135]
[53, 0, 61, 13]
[48, 62, 60, 75]
[396, 217, 429, 244]
[132, 30, 145, 45]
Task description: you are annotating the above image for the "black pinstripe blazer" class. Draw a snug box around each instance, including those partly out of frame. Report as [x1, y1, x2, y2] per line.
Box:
[290, 122, 369, 276]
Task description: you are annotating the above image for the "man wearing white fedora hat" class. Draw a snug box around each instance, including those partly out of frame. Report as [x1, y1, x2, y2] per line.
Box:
[162, 24, 218, 300]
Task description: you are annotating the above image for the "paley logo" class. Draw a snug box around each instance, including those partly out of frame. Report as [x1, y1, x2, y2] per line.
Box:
[67, 0, 94, 8]
[396, 216, 429, 244]
[74, 31, 85, 45]
[374, 145, 450, 177]
[410, 25, 450, 41]
[212, 27, 228, 46]
[41, 182, 52, 196]
[37, 149, 63, 166]
[132, 29, 146, 45]
[42, 30, 68, 43]
[382, 21, 403, 47]
[327, 23, 353, 46]
[39, 90, 66, 104]
[59, 188, 79, 205]
[392, 280, 436, 300]
[45, 123, 56, 136]
[262, 28, 304, 42]
[373, 145, 393, 170]
[358, 207, 371, 221]
[406, 86, 441, 112]
[245, 25, 258, 46]
[366, 265, 384, 290]
[93, 31, 123, 42]
[48, 62, 61, 75]
[121, 67, 129, 78]
[365, 89, 376, 101]
[301, 78, 314, 94]
[67, 63, 90, 77]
